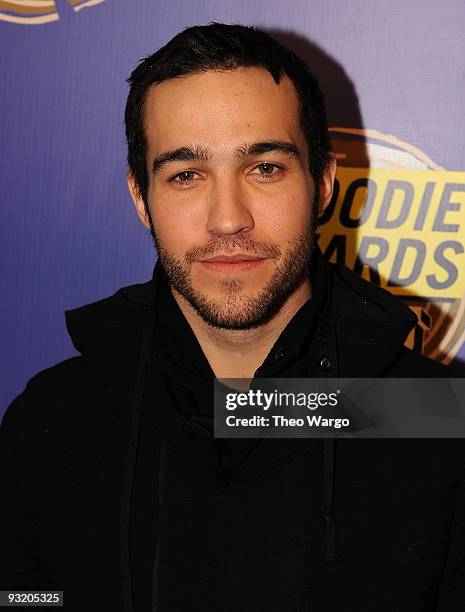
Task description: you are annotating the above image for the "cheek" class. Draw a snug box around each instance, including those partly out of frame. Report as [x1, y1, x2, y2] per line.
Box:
[149, 197, 204, 254]
[255, 192, 313, 239]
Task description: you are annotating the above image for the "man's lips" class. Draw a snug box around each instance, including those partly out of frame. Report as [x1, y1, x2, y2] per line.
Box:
[201, 253, 266, 263]
[197, 254, 268, 272]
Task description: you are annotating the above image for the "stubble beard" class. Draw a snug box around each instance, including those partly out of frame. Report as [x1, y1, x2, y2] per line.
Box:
[146, 197, 318, 331]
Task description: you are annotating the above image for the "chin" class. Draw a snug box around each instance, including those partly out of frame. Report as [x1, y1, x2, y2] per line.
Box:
[188, 290, 283, 331]
[196, 284, 265, 311]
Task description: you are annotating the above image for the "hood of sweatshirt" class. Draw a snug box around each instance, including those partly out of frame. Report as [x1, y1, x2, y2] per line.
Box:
[64, 248, 417, 612]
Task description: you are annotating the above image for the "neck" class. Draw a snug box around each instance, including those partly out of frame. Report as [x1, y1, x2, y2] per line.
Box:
[171, 279, 311, 379]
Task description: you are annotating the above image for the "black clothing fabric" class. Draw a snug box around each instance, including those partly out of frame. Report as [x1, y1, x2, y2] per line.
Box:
[1, 250, 465, 611]
[131, 252, 324, 609]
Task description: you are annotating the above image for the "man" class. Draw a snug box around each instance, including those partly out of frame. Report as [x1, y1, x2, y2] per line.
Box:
[1, 22, 464, 612]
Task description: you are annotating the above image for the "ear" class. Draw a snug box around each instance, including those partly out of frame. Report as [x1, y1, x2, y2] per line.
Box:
[127, 171, 151, 230]
[316, 155, 337, 218]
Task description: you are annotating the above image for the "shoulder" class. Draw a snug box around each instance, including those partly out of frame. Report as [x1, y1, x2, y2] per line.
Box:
[2, 277, 155, 439]
[386, 346, 460, 378]
[23, 355, 94, 402]
[324, 260, 462, 378]
[1, 356, 96, 439]
[331, 262, 417, 324]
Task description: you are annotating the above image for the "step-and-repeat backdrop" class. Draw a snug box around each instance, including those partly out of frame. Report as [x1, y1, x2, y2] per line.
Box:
[1, 0, 464, 414]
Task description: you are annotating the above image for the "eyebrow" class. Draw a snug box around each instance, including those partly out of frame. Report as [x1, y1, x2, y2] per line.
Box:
[151, 140, 300, 175]
[235, 140, 300, 160]
[152, 146, 211, 174]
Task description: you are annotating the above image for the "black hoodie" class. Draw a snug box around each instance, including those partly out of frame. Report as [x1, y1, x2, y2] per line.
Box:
[1, 251, 465, 611]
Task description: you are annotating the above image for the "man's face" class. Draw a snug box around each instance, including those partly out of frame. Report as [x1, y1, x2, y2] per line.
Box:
[129, 67, 335, 330]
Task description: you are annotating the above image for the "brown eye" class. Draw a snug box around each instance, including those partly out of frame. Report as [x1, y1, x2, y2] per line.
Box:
[259, 163, 276, 174]
[175, 171, 196, 181]
[249, 163, 283, 179]
[169, 170, 202, 187]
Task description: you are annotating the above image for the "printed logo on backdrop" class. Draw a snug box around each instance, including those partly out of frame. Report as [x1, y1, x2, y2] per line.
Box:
[319, 128, 465, 364]
[0, 0, 105, 24]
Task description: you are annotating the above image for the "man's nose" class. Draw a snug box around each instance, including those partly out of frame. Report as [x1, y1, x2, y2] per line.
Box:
[205, 177, 254, 236]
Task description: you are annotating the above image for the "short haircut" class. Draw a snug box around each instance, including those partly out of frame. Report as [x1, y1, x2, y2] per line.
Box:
[125, 22, 332, 205]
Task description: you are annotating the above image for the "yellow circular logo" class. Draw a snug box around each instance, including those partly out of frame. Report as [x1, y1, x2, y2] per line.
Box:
[319, 128, 465, 364]
[0, 0, 105, 24]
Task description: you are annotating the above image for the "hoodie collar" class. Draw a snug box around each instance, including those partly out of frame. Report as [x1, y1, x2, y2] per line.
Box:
[149, 248, 327, 388]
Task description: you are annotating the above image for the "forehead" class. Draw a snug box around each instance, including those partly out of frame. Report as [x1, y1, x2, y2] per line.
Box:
[143, 67, 305, 156]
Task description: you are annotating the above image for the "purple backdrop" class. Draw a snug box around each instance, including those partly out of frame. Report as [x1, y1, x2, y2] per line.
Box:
[2, 0, 465, 416]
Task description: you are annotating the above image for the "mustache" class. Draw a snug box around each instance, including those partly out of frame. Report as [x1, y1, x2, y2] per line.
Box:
[185, 236, 281, 264]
